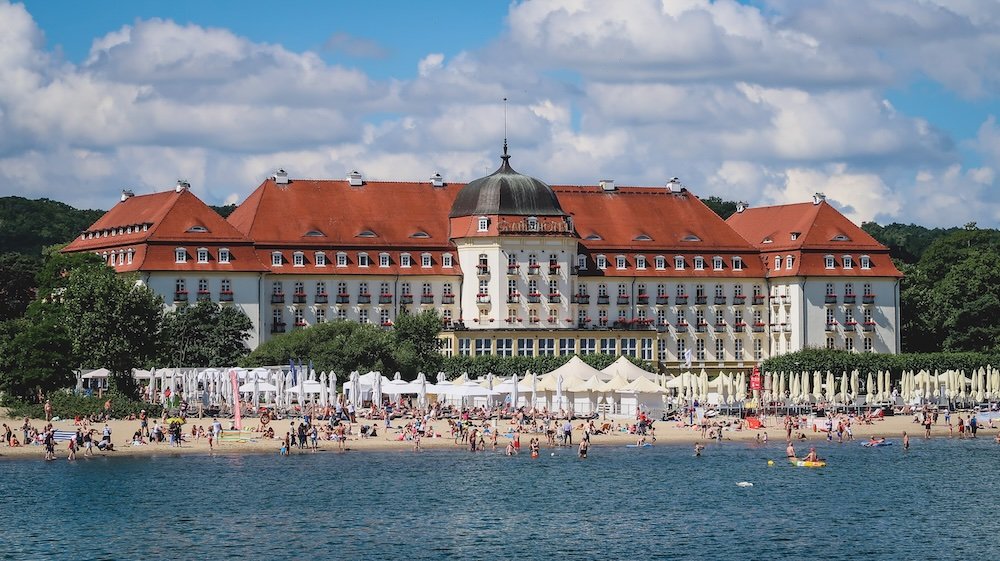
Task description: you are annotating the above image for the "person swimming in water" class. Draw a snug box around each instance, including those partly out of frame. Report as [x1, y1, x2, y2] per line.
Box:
[694, 442, 705, 457]
[786, 441, 796, 458]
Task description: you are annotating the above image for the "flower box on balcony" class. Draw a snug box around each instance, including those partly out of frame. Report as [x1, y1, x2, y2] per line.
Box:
[174, 290, 189, 302]
[293, 293, 307, 304]
[358, 294, 371, 304]
[862, 294, 875, 304]
[675, 295, 689, 305]
[714, 296, 727, 305]
[527, 293, 542, 303]
[336, 293, 350, 304]
[825, 322, 837, 332]
[294, 320, 307, 327]
[270, 293, 285, 304]
[381, 321, 394, 328]
[714, 323, 726, 332]
[597, 295, 610, 305]
[476, 294, 491, 304]
[598, 320, 609, 327]
[197, 290, 212, 302]
[637, 294, 649, 305]
[442, 295, 455, 304]
[656, 296, 670, 305]
[696, 323, 708, 333]
[421, 295, 434, 304]
[547, 318, 557, 323]
[752, 295, 765, 305]
[219, 291, 234, 302]
[507, 294, 520, 304]
[314, 293, 328, 304]
[378, 295, 393, 304]
[396, 294, 411, 304]
[507, 265, 520, 275]
[617, 296, 630, 305]
[752, 324, 765, 333]
[862, 321, 876, 332]
[695, 296, 707, 305]
[527, 265, 540, 275]
[844, 321, 857, 332]
[529, 317, 540, 323]
[675, 323, 689, 333]
[547, 293, 561, 303]
[733, 295, 746, 305]
[843, 294, 857, 304]
[733, 323, 746, 333]
[656, 323, 669, 332]
[574, 294, 590, 304]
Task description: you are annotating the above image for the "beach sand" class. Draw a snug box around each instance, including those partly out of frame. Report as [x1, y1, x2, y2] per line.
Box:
[0, 409, 995, 460]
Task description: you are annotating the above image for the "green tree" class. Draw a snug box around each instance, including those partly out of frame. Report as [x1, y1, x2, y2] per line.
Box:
[391, 310, 443, 378]
[0, 315, 76, 400]
[159, 300, 253, 367]
[61, 265, 163, 398]
[932, 249, 1000, 352]
[701, 196, 739, 219]
[0, 196, 104, 256]
[0, 253, 39, 320]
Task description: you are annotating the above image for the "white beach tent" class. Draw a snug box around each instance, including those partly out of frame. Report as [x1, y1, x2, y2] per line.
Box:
[617, 376, 666, 413]
[601, 356, 658, 382]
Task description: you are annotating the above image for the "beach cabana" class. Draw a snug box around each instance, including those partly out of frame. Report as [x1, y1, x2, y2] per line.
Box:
[601, 356, 657, 381]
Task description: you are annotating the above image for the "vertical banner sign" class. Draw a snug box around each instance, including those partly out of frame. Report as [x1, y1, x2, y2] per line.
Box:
[230, 368, 242, 430]
[750, 364, 762, 391]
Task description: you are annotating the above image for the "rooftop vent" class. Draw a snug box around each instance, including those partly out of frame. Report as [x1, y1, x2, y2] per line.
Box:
[599, 179, 616, 192]
[430, 173, 444, 188]
[736, 201, 748, 213]
[175, 180, 191, 193]
[120, 189, 134, 202]
[273, 169, 289, 185]
[813, 192, 826, 205]
[666, 177, 681, 193]
[348, 170, 364, 187]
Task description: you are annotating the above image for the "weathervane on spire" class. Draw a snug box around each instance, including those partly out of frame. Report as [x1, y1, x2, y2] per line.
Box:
[502, 97, 510, 162]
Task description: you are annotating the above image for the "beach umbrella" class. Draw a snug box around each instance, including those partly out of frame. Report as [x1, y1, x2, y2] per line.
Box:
[838, 373, 847, 405]
[372, 371, 383, 409]
[509, 373, 519, 410]
[555, 372, 564, 412]
[799, 371, 809, 404]
[823, 371, 833, 404]
[788, 372, 799, 404]
[319, 372, 329, 408]
[417, 372, 428, 408]
[699, 370, 709, 402]
[486, 373, 495, 408]
[778, 372, 786, 402]
[851, 370, 859, 401]
[977, 368, 986, 403]
[252, 378, 260, 410]
[529, 370, 537, 410]
[865, 372, 875, 404]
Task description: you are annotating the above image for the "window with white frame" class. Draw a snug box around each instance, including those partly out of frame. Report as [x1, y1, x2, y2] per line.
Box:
[826, 283, 835, 296]
[696, 339, 705, 361]
[596, 255, 607, 269]
[713, 256, 723, 270]
[380, 253, 390, 268]
[127, 249, 134, 265]
[620, 338, 637, 357]
[475, 338, 490, 356]
[337, 252, 347, 267]
[863, 283, 873, 296]
[732, 256, 743, 270]
[694, 256, 705, 270]
[655, 256, 666, 270]
[272, 281, 283, 295]
[577, 254, 587, 270]
[826, 308, 835, 325]
[843, 255, 853, 269]
[518, 338, 534, 356]
[458, 339, 471, 356]
[600, 338, 616, 354]
[497, 339, 514, 356]
[636, 255, 646, 270]
[271, 252, 282, 266]
[657, 339, 668, 361]
[754, 339, 762, 361]
[220, 278, 231, 293]
[734, 339, 743, 360]
[864, 337, 873, 352]
[358, 253, 370, 267]
[443, 253, 453, 268]
[337, 308, 347, 321]
[580, 338, 596, 354]
[315, 252, 326, 266]
[860, 255, 871, 269]
[715, 339, 725, 360]
[527, 217, 539, 231]
[845, 337, 854, 351]
[774, 255, 781, 270]
[825, 255, 835, 269]
[316, 308, 326, 324]
[598, 284, 608, 297]
[539, 338, 555, 355]
[293, 252, 305, 267]
[421, 253, 432, 268]
[175, 248, 187, 263]
[786, 255, 794, 269]
[197, 248, 209, 263]
[675, 256, 685, 270]
[358, 309, 369, 324]
[175, 278, 186, 294]
[477, 216, 489, 232]
[559, 338, 576, 356]
[677, 339, 686, 360]
[616, 255, 626, 270]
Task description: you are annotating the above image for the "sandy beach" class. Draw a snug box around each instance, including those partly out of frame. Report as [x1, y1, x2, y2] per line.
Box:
[2, 407, 997, 461]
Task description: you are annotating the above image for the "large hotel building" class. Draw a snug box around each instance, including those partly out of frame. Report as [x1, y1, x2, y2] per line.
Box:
[64, 149, 901, 370]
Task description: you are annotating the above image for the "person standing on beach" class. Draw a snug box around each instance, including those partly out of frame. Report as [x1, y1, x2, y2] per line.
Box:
[563, 420, 573, 446]
[924, 415, 932, 439]
[67, 436, 77, 461]
[970, 415, 978, 438]
[44, 399, 52, 422]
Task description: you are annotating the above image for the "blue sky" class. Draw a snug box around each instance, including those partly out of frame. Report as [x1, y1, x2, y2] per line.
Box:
[5, 0, 1000, 227]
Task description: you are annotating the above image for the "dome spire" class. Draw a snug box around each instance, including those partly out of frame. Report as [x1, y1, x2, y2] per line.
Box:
[502, 97, 510, 164]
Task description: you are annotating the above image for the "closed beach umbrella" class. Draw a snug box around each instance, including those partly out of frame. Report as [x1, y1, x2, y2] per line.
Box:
[865, 372, 875, 404]
[319, 372, 329, 408]
[839, 373, 848, 405]
[529, 370, 538, 410]
[825, 372, 834, 403]
[800, 371, 810, 403]
[509, 373, 518, 410]
[252, 378, 260, 410]
[555, 373, 564, 412]
[778, 372, 786, 401]
[372, 372, 383, 409]
[851, 370, 859, 401]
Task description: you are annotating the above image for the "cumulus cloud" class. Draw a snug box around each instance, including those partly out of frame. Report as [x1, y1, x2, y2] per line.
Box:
[0, 0, 997, 229]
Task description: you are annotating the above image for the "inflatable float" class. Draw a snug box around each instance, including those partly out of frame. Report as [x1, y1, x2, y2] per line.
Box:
[861, 441, 893, 448]
[790, 459, 826, 467]
[626, 443, 653, 448]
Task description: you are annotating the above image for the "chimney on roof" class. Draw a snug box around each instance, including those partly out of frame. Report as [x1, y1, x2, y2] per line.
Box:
[348, 170, 364, 187]
[599, 179, 616, 192]
[273, 168, 289, 185]
[813, 192, 826, 205]
[736, 201, 748, 213]
[121, 189, 134, 202]
[175, 180, 190, 193]
[430, 173, 444, 187]
[666, 177, 680, 193]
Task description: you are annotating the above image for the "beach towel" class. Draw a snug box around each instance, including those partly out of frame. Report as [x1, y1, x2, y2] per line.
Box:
[746, 417, 763, 429]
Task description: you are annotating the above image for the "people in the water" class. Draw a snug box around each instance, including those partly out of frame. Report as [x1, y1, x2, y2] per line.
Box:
[804, 447, 820, 462]
[786, 441, 796, 458]
[694, 442, 705, 457]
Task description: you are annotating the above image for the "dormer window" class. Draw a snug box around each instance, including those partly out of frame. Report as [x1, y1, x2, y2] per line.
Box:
[674, 256, 685, 270]
[832, 234, 850, 242]
[357, 230, 377, 238]
[411, 231, 430, 239]
[655, 256, 665, 270]
[732, 256, 743, 271]
[442, 253, 453, 268]
[825, 255, 835, 269]
[304, 229, 325, 237]
[337, 252, 348, 267]
[271, 252, 283, 266]
[712, 256, 723, 271]
[682, 234, 701, 242]
[197, 248, 209, 264]
[791, 232, 800, 240]
[219, 248, 231, 264]
[477, 216, 489, 232]
[126, 249, 134, 265]
[186, 225, 208, 233]
[379, 253, 390, 268]
[774, 256, 781, 270]
[694, 256, 705, 270]
[421, 253, 432, 268]
[860, 255, 871, 269]
[785, 255, 794, 269]
[527, 216, 539, 231]
[616, 255, 626, 270]
[843, 255, 853, 269]
[401, 253, 412, 268]
[636, 256, 647, 270]
[358, 252, 370, 267]
[315, 252, 326, 267]
[596, 255, 607, 270]
[175, 248, 187, 264]
[577, 254, 587, 271]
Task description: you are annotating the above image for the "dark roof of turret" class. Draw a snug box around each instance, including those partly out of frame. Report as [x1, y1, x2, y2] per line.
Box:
[449, 147, 565, 218]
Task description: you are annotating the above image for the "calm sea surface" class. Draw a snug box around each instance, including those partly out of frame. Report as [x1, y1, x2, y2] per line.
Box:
[1, 438, 998, 560]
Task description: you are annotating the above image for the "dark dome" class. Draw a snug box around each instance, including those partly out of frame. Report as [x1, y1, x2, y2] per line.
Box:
[449, 151, 565, 218]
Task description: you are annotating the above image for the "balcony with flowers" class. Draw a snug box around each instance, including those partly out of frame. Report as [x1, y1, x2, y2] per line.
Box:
[314, 292, 328, 304]
[336, 292, 350, 304]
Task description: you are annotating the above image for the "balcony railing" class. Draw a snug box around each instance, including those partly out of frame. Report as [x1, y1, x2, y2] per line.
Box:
[597, 295, 610, 305]
[714, 323, 726, 333]
[656, 322, 669, 332]
[843, 294, 857, 304]
[714, 296, 727, 305]
[527, 294, 542, 304]
[863, 294, 876, 305]
[733, 295, 746, 305]
[270, 293, 285, 304]
[617, 296, 630, 305]
[357, 294, 371, 304]
[844, 322, 857, 332]
[637, 294, 649, 305]
[675, 323, 689, 333]
[527, 265, 540, 275]
[442, 295, 455, 304]
[826, 322, 837, 332]
[219, 291, 234, 302]
[695, 323, 708, 333]
[752, 295, 765, 305]
[336, 294, 350, 304]
[507, 295, 521, 304]
[507, 265, 520, 275]
[752, 323, 765, 333]
[574, 294, 590, 304]
[733, 323, 746, 333]
[314, 293, 328, 304]
[476, 294, 491, 304]
[695, 296, 707, 305]
[771, 324, 781, 333]
[270, 322, 286, 334]
[421, 295, 434, 304]
[293, 293, 307, 304]
[400, 295, 413, 304]
[675, 295, 689, 305]
[783, 324, 792, 332]
[825, 295, 837, 304]
[862, 322, 876, 332]
[476, 265, 490, 275]
[378, 295, 393, 304]
[547, 294, 561, 303]
[656, 296, 669, 305]
[174, 291, 189, 303]
[196, 290, 212, 302]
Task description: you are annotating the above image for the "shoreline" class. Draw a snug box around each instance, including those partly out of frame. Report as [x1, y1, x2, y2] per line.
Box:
[2, 411, 997, 462]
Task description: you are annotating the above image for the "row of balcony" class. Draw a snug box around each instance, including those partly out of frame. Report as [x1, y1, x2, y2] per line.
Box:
[263, 292, 456, 305]
[572, 294, 763, 306]
[826, 321, 877, 332]
[825, 294, 877, 305]
[174, 290, 234, 303]
[479, 265, 563, 276]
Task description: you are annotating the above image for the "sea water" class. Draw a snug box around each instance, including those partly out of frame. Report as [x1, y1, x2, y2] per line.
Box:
[1, 438, 998, 560]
